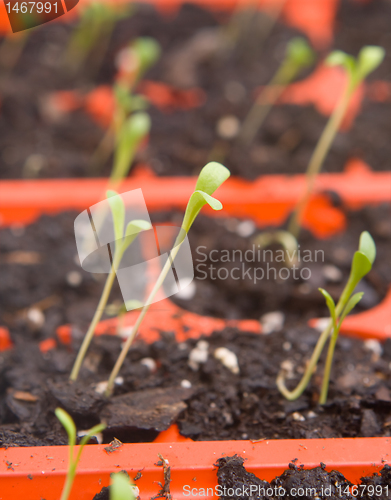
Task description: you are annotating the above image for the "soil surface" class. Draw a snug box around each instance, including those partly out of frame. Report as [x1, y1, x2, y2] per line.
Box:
[0, 206, 391, 447]
[216, 456, 391, 500]
[0, 1, 390, 179]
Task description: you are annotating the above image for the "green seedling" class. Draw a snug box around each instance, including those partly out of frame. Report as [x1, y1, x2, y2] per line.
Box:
[104, 162, 231, 396]
[91, 37, 160, 174]
[70, 191, 151, 382]
[63, 1, 133, 75]
[238, 37, 315, 146]
[110, 112, 151, 186]
[277, 231, 376, 404]
[110, 472, 137, 500]
[55, 408, 106, 500]
[288, 45, 385, 238]
[254, 230, 299, 267]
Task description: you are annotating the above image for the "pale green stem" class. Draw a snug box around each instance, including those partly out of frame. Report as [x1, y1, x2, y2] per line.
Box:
[319, 324, 339, 405]
[60, 443, 76, 500]
[277, 275, 356, 401]
[238, 60, 298, 147]
[288, 80, 356, 239]
[70, 251, 121, 381]
[105, 241, 183, 396]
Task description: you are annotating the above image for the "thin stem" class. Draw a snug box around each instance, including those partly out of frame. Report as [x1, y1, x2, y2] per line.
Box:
[237, 60, 297, 147]
[105, 242, 182, 396]
[288, 80, 356, 239]
[319, 325, 339, 404]
[277, 276, 355, 400]
[319, 275, 356, 404]
[70, 254, 119, 381]
[60, 446, 76, 500]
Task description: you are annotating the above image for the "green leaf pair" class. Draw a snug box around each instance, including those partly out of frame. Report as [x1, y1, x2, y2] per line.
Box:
[326, 46, 385, 88]
[181, 162, 230, 234]
[106, 190, 151, 258]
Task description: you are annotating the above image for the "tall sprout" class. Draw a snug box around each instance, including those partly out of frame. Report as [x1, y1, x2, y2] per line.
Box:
[55, 408, 106, 500]
[70, 191, 151, 382]
[104, 162, 231, 396]
[288, 46, 385, 238]
[63, 2, 133, 76]
[91, 37, 160, 173]
[238, 37, 315, 147]
[277, 231, 376, 404]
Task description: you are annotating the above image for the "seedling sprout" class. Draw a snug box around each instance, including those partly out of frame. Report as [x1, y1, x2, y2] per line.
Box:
[104, 162, 231, 396]
[70, 190, 151, 382]
[91, 37, 160, 173]
[55, 408, 106, 500]
[110, 472, 137, 500]
[238, 37, 315, 146]
[277, 231, 376, 404]
[63, 2, 133, 75]
[288, 46, 385, 238]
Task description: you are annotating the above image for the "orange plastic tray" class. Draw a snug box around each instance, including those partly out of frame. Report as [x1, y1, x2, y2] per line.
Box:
[0, 436, 389, 500]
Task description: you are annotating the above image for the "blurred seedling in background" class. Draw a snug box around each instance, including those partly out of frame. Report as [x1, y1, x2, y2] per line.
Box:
[110, 472, 138, 500]
[277, 231, 376, 405]
[63, 1, 133, 77]
[221, 0, 287, 62]
[70, 190, 151, 382]
[104, 162, 231, 396]
[238, 37, 315, 146]
[55, 408, 106, 500]
[288, 45, 385, 239]
[91, 37, 160, 173]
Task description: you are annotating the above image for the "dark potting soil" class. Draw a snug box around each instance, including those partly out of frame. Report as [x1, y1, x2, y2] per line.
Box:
[1, 2, 390, 180]
[216, 456, 391, 500]
[0, 206, 390, 447]
[92, 458, 391, 500]
[1, 322, 391, 448]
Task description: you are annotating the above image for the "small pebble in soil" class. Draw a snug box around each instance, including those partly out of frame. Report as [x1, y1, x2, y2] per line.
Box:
[188, 340, 209, 371]
[307, 411, 317, 419]
[66, 270, 83, 287]
[292, 412, 305, 422]
[95, 381, 108, 394]
[364, 339, 383, 361]
[173, 280, 196, 300]
[214, 347, 240, 374]
[260, 311, 285, 334]
[181, 379, 192, 389]
[216, 115, 240, 139]
[313, 317, 330, 332]
[224, 81, 246, 103]
[322, 264, 343, 282]
[282, 341, 291, 351]
[140, 357, 157, 372]
[77, 429, 103, 444]
[280, 359, 295, 379]
[26, 307, 45, 331]
[236, 220, 256, 238]
[118, 326, 134, 339]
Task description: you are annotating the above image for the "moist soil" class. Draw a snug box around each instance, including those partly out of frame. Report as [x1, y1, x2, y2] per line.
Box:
[0, 206, 390, 447]
[92, 458, 391, 500]
[0, 1, 390, 179]
[216, 456, 391, 500]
